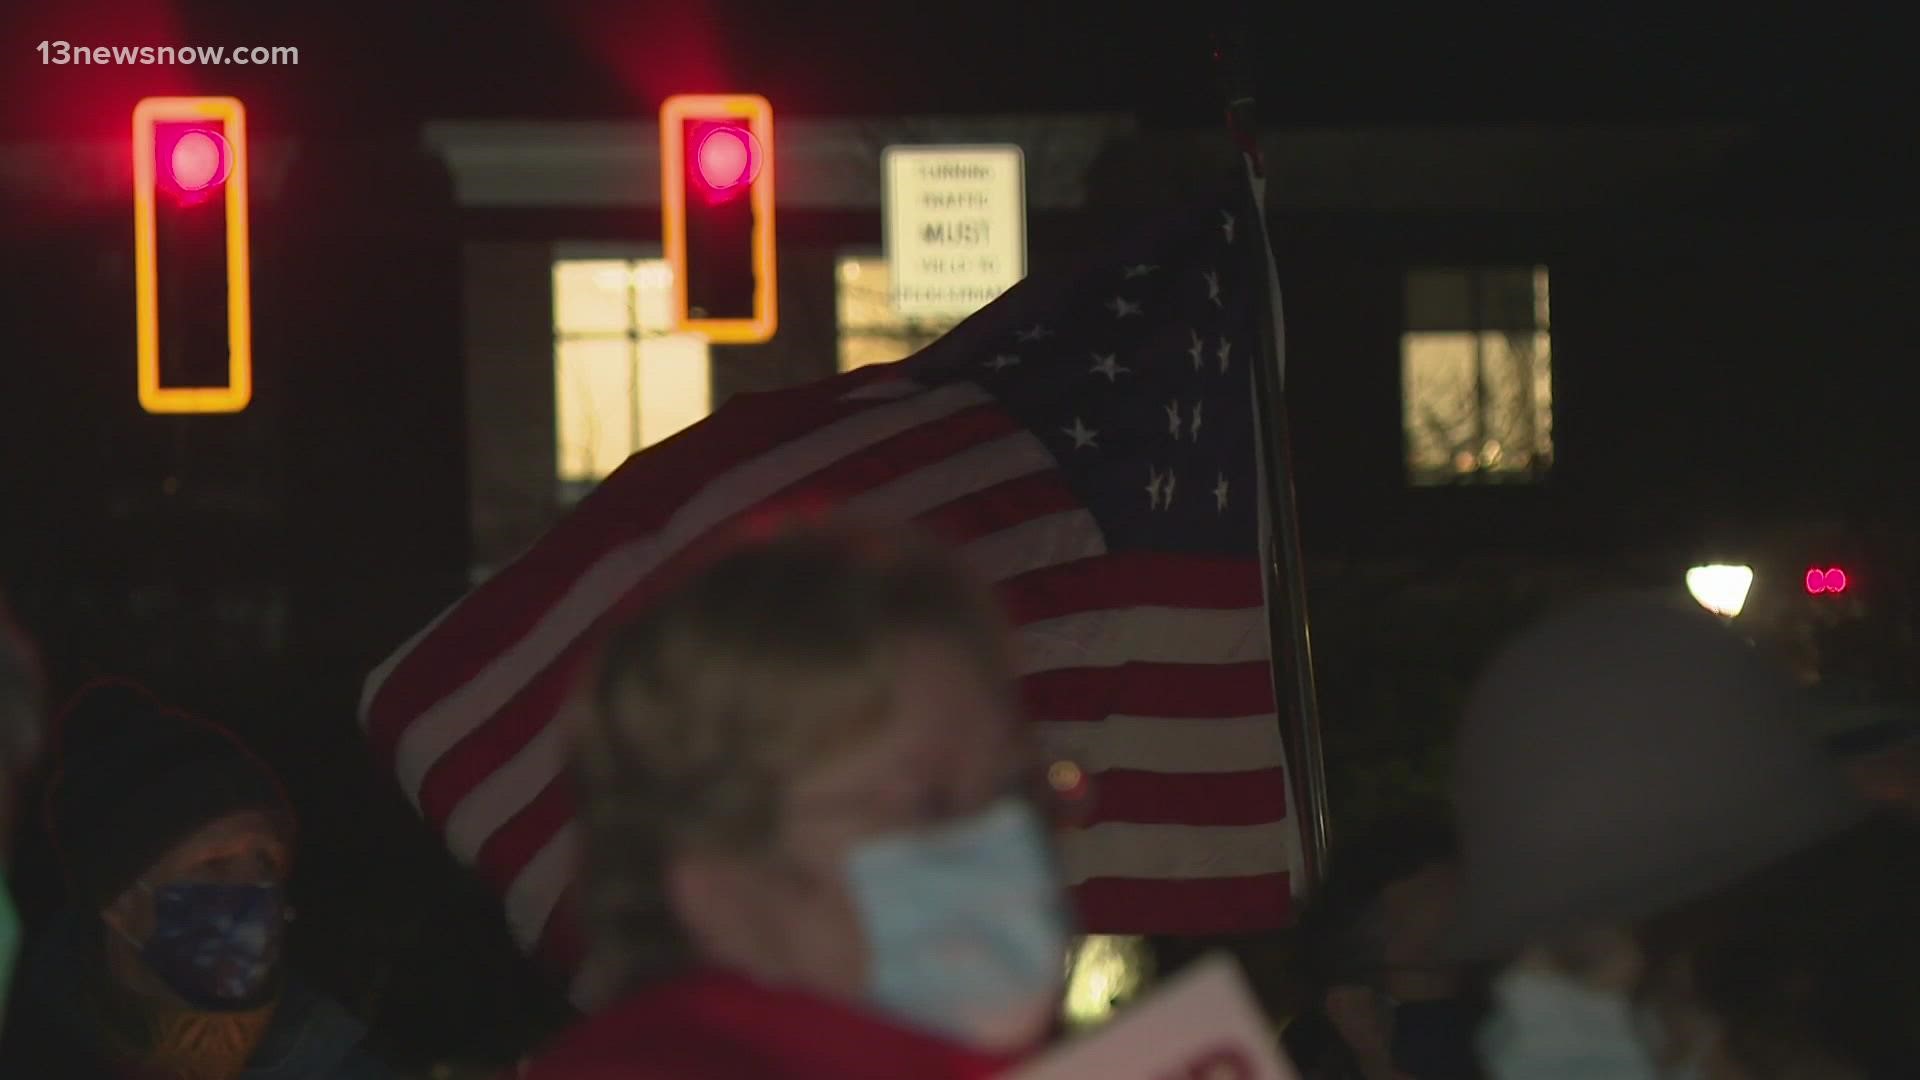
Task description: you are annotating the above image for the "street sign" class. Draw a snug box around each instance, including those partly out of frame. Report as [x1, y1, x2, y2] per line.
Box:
[882, 144, 1025, 318]
[1011, 955, 1299, 1080]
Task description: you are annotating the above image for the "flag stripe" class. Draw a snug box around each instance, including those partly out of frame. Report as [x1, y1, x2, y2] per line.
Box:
[959, 510, 1108, 585]
[1015, 607, 1268, 675]
[998, 551, 1262, 624]
[1022, 661, 1274, 722]
[540, 889, 586, 987]
[843, 429, 1055, 522]
[1073, 874, 1292, 936]
[1031, 714, 1285, 773]
[1085, 768, 1289, 827]
[502, 817, 579, 949]
[915, 472, 1083, 545]
[440, 696, 579, 863]
[1054, 820, 1293, 883]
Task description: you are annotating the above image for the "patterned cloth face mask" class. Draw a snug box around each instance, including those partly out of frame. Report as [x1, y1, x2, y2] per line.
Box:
[131, 881, 289, 1011]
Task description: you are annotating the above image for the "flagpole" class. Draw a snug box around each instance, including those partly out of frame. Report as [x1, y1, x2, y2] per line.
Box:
[1209, 23, 1333, 890]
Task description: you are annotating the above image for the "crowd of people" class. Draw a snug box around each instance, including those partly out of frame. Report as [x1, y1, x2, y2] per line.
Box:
[2, 524, 1915, 1079]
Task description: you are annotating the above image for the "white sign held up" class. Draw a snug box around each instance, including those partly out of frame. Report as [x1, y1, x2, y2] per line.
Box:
[1011, 955, 1300, 1080]
[882, 144, 1026, 318]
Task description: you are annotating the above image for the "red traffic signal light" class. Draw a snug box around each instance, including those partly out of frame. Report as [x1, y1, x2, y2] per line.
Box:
[661, 95, 776, 344]
[162, 127, 233, 195]
[133, 97, 252, 414]
[1805, 567, 1849, 595]
[694, 123, 759, 193]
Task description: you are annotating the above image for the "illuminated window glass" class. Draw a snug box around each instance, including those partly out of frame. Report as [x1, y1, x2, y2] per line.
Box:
[1402, 266, 1553, 485]
[554, 257, 711, 497]
[835, 254, 967, 372]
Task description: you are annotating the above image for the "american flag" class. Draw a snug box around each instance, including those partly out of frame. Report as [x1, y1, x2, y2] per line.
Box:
[360, 175, 1307, 1004]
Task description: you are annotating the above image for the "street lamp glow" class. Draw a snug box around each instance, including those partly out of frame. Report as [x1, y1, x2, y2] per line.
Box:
[1687, 564, 1754, 619]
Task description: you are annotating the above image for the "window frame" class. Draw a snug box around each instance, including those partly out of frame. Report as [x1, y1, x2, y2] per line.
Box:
[834, 248, 970, 372]
[1399, 264, 1554, 488]
[551, 244, 711, 501]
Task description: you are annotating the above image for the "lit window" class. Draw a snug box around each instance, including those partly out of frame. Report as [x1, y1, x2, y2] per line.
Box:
[553, 258, 711, 497]
[1402, 267, 1553, 485]
[835, 254, 967, 372]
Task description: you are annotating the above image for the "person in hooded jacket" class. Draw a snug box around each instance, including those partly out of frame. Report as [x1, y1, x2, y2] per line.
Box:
[520, 523, 1075, 1080]
[2, 678, 397, 1080]
[1450, 596, 1920, 1080]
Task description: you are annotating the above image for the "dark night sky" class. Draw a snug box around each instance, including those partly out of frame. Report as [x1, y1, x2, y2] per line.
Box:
[3, 1, 1910, 140]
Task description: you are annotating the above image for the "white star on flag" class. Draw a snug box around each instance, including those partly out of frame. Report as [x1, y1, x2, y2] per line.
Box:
[1145, 467, 1165, 510]
[1188, 329, 1205, 371]
[1107, 296, 1143, 319]
[1062, 417, 1098, 450]
[1190, 399, 1204, 442]
[1221, 210, 1236, 244]
[1089, 354, 1130, 382]
[986, 354, 1021, 371]
[1165, 399, 1183, 439]
[1015, 324, 1053, 343]
[1217, 338, 1232, 374]
[1123, 264, 1159, 279]
[1214, 473, 1230, 511]
[1204, 270, 1222, 308]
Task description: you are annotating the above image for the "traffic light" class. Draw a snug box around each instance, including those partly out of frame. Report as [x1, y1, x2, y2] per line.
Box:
[1805, 567, 1850, 595]
[660, 94, 776, 343]
[133, 96, 252, 414]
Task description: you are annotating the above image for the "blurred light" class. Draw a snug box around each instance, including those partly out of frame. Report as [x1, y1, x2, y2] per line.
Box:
[1805, 567, 1849, 595]
[1063, 935, 1152, 1028]
[1686, 564, 1754, 619]
[695, 125, 758, 192]
[1048, 759, 1085, 796]
[166, 129, 229, 192]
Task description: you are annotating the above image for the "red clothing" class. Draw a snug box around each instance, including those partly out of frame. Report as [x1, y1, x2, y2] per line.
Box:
[523, 969, 1024, 1080]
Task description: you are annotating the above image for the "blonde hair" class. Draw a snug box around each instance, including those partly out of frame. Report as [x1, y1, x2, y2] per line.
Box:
[574, 521, 1012, 986]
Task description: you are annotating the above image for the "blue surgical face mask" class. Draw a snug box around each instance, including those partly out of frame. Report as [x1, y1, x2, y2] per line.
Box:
[127, 881, 288, 1011]
[844, 795, 1070, 1051]
[1480, 967, 1701, 1080]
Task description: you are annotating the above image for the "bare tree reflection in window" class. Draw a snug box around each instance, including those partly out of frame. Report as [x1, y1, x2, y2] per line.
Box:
[1402, 266, 1552, 485]
[836, 255, 965, 372]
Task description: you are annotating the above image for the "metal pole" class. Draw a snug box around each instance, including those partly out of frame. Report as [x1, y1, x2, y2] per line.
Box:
[1210, 21, 1333, 890]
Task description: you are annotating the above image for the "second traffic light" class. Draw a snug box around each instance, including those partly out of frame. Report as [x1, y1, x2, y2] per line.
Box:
[660, 94, 776, 343]
[133, 96, 252, 413]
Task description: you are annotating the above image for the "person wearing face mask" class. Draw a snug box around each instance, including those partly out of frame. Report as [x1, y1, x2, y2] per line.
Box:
[1450, 596, 1920, 1080]
[1288, 810, 1479, 1080]
[1, 598, 48, 1024]
[520, 523, 1074, 1080]
[3, 679, 396, 1079]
